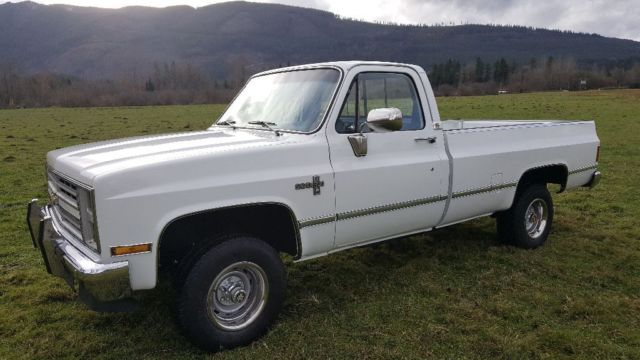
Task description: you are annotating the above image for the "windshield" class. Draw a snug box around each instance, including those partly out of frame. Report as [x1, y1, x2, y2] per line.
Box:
[214, 68, 341, 133]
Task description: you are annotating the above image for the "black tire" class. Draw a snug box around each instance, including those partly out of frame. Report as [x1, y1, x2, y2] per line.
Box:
[497, 183, 554, 249]
[177, 236, 286, 352]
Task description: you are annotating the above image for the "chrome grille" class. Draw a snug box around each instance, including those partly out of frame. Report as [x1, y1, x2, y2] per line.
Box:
[48, 170, 82, 241]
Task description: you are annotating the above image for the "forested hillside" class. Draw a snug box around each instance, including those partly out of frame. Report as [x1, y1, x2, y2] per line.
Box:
[1, 1, 639, 107]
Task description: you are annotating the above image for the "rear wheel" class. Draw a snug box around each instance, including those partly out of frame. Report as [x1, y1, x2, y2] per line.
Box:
[177, 236, 286, 352]
[497, 183, 554, 249]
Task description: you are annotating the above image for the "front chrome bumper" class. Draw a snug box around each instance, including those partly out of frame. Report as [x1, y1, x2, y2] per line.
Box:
[27, 199, 133, 308]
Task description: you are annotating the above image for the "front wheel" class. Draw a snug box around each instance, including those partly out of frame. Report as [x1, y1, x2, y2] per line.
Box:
[177, 236, 286, 352]
[497, 183, 554, 249]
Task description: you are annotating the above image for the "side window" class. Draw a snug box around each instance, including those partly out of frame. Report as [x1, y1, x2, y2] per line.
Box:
[336, 72, 424, 134]
[335, 80, 358, 133]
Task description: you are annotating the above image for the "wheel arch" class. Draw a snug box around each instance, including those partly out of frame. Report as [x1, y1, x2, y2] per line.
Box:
[509, 163, 568, 207]
[156, 202, 302, 280]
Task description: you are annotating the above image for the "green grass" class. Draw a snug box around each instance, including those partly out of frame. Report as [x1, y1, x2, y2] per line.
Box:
[1, 90, 639, 359]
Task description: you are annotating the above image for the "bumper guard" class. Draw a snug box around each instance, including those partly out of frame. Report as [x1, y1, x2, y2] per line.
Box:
[27, 199, 135, 311]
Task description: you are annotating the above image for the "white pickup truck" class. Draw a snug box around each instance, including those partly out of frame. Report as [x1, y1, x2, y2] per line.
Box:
[27, 61, 600, 351]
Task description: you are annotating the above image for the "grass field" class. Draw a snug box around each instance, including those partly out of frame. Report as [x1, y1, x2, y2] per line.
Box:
[1, 90, 639, 359]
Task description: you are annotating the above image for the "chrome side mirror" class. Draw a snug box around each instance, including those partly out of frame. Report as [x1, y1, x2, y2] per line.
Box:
[366, 108, 403, 132]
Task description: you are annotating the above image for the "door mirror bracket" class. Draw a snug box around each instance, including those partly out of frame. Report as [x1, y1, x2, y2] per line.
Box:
[347, 134, 367, 157]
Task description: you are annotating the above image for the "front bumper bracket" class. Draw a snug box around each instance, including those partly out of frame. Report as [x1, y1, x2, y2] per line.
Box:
[27, 199, 136, 312]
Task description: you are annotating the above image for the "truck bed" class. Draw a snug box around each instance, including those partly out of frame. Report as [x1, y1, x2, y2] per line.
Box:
[437, 119, 599, 227]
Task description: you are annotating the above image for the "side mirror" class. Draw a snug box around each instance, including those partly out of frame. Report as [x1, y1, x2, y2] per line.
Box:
[366, 108, 403, 132]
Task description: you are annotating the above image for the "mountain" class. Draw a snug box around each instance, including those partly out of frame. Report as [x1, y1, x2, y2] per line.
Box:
[1, 1, 640, 79]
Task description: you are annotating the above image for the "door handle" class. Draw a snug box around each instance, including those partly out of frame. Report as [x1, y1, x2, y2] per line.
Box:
[415, 137, 437, 144]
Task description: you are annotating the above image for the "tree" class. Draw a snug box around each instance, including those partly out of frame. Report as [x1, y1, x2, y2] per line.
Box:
[493, 58, 509, 84]
[145, 78, 155, 92]
[0, 62, 21, 107]
[484, 63, 492, 82]
[429, 63, 443, 86]
[546, 56, 555, 73]
[475, 57, 485, 83]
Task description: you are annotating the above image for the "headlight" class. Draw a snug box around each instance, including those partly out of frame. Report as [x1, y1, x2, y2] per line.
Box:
[77, 187, 101, 253]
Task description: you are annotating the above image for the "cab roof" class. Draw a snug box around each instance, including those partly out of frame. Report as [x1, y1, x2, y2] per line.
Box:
[255, 61, 426, 77]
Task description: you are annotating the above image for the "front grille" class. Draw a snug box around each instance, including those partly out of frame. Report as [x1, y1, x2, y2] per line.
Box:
[48, 170, 83, 241]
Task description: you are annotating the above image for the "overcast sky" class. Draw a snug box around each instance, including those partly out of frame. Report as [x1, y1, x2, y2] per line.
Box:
[17, 0, 640, 41]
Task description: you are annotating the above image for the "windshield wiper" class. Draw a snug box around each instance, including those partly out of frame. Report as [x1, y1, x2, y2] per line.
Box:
[216, 119, 236, 126]
[248, 121, 281, 136]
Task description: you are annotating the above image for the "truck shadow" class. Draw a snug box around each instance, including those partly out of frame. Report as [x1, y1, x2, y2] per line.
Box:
[280, 218, 502, 318]
[281, 216, 576, 321]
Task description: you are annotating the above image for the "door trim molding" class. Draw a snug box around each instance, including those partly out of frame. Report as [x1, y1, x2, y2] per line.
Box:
[298, 180, 521, 229]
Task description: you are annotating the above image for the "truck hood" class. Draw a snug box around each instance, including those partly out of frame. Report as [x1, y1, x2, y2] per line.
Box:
[47, 129, 291, 185]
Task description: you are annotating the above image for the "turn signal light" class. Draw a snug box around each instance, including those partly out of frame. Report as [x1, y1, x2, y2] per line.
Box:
[111, 243, 152, 256]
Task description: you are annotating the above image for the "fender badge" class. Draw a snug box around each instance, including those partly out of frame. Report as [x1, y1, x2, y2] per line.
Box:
[295, 175, 325, 195]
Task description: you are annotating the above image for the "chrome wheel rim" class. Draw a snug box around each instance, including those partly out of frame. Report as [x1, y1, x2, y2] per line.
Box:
[525, 198, 548, 239]
[207, 261, 268, 331]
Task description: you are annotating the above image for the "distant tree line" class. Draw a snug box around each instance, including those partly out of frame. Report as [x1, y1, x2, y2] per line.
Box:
[0, 61, 239, 109]
[1, 56, 640, 108]
[334, 17, 605, 38]
[429, 56, 640, 96]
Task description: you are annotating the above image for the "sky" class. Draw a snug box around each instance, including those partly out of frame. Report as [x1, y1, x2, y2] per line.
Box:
[15, 0, 640, 41]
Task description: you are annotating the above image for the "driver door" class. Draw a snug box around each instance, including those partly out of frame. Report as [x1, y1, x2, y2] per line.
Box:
[327, 68, 448, 248]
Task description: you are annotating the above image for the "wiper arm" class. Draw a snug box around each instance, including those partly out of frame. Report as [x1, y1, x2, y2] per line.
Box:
[248, 121, 281, 136]
[216, 119, 236, 126]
